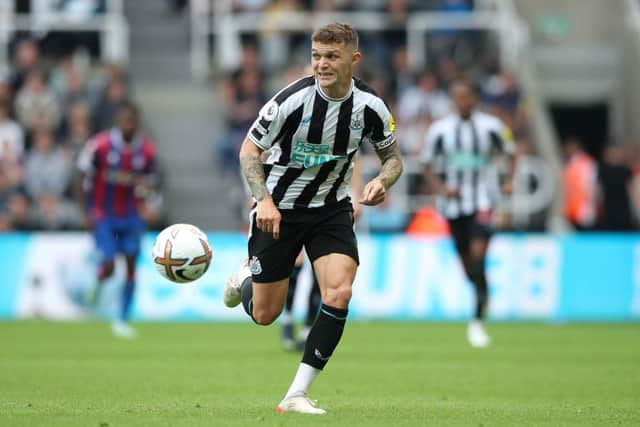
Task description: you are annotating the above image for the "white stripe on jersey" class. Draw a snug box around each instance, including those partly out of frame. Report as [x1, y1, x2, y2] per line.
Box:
[421, 110, 514, 219]
[247, 76, 396, 209]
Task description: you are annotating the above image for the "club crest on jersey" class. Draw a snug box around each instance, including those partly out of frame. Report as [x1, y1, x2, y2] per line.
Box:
[249, 256, 262, 275]
[350, 113, 364, 130]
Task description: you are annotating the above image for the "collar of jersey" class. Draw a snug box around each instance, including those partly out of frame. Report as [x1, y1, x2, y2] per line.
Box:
[110, 128, 143, 150]
[315, 77, 354, 102]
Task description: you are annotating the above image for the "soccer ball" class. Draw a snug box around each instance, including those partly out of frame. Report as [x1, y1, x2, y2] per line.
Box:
[152, 223, 213, 283]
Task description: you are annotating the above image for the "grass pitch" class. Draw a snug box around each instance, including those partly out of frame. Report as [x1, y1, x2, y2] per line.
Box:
[0, 322, 638, 426]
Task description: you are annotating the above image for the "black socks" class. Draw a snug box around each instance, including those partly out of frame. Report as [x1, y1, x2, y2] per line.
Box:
[301, 303, 348, 370]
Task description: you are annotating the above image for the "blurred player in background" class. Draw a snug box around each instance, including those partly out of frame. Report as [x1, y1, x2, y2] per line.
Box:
[421, 79, 515, 348]
[77, 101, 157, 339]
[223, 23, 403, 414]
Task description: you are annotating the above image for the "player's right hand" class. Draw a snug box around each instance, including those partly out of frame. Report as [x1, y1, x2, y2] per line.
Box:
[256, 197, 281, 240]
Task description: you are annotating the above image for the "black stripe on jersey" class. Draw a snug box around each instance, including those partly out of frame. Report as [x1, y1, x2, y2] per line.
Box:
[364, 106, 385, 142]
[470, 120, 481, 211]
[307, 94, 328, 145]
[324, 150, 357, 205]
[271, 167, 305, 205]
[294, 160, 339, 208]
[433, 134, 446, 182]
[434, 135, 444, 156]
[252, 77, 313, 141]
[454, 120, 463, 214]
[274, 76, 315, 104]
[273, 105, 304, 165]
[489, 130, 504, 153]
[332, 94, 353, 155]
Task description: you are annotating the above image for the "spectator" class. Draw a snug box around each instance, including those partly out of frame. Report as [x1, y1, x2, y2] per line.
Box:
[397, 72, 451, 123]
[24, 128, 79, 229]
[92, 77, 128, 132]
[0, 167, 29, 231]
[10, 38, 41, 94]
[216, 67, 267, 178]
[391, 46, 413, 101]
[15, 69, 62, 135]
[50, 55, 89, 121]
[597, 144, 634, 231]
[25, 128, 71, 198]
[0, 96, 25, 163]
[563, 137, 597, 230]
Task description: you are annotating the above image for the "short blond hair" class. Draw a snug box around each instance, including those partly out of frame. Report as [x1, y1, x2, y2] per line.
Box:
[311, 22, 359, 51]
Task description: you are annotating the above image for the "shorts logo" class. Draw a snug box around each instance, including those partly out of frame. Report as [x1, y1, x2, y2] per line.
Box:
[249, 256, 262, 275]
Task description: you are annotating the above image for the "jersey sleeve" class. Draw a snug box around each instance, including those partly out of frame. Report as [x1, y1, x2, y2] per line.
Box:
[365, 99, 397, 151]
[247, 97, 287, 151]
[488, 118, 515, 155]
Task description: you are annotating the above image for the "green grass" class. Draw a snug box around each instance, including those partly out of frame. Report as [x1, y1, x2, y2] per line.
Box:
[0, 322, 638, 426]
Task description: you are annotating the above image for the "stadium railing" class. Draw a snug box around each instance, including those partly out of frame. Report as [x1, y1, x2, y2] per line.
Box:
[0, 0, 129, 67]
[190, 3, 516, 79]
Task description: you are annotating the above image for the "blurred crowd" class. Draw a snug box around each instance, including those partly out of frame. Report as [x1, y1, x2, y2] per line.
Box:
[0, 36, 129, 231]
[1, 0, 170, 232]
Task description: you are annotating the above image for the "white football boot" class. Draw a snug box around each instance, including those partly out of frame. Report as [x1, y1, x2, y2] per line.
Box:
[276, 392, 326, 415]
[223, 261, 251, 308]
[111, 321, 137, 339]
[467, 320, 491, 348]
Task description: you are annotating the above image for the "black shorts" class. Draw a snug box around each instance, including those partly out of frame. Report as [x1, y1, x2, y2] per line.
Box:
[248, 199, 359, 283]
[447, 214, 493, 257]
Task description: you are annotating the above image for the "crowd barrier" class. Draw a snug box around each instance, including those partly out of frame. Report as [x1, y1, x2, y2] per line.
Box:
[0, 232, 638, 321]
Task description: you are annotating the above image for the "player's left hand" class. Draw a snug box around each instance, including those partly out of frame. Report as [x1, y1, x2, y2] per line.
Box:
[359, 178, 386, 206]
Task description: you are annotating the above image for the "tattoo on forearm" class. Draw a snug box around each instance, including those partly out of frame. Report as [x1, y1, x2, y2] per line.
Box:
[240, 153, 270, 201]
[376, 143, 404, 189]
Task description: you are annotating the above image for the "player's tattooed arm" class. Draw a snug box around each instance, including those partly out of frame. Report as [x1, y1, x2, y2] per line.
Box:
[375, 142, 403, 189]
[239, 138, 269, 201]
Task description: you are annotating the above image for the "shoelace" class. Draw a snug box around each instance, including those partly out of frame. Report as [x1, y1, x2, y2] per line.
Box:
[297, 393, 318, 407]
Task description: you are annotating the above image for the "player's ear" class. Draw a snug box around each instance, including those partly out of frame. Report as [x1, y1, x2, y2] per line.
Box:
[352, 50, 362, 66]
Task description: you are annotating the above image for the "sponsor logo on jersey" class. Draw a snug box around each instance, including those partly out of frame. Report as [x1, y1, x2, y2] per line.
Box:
[446, 152, 489, 170]
[291, 140, 347, 168]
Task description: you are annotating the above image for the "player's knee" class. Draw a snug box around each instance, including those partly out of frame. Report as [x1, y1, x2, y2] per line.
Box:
[252, 308, 279, 325]
[324, 282, 352, 308]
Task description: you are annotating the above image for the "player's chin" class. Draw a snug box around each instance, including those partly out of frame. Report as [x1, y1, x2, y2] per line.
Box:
[317, 76, 336, 86]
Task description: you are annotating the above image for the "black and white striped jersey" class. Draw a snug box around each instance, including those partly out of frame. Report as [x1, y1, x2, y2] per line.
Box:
[247, 75, 396, 209]
[420, 111, 514, 219]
